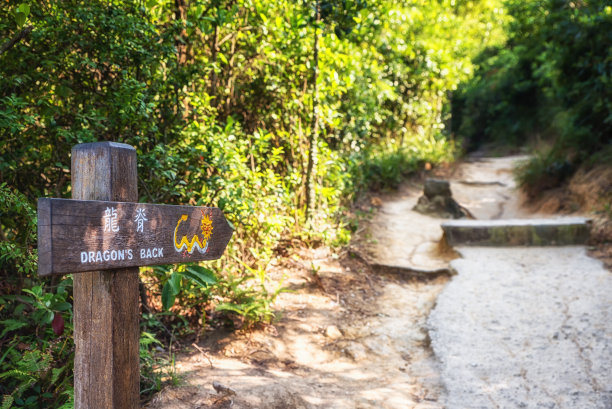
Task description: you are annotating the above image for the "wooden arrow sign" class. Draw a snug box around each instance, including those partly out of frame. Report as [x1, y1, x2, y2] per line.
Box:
[37, 198, 233, 276]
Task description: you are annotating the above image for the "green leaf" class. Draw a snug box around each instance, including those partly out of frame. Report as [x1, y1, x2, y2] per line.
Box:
[57, 277, 72, 295]
[218, 52, 228, 65]
[23, 285, 42, 299]
[0, 319, 28, 338]
[215, 302, 243, 314]
[15, 12, 27, 28]
[152, 265, 172, 276]
[14, 4, 30, 28]
[140, 331, 162, 347]
[17, 3, 30, 15]
[43, 310, 54, 324]
[2, 395, 14, 409]
[184, 265, 217, 288]
[161, 282, 175, 311]
[168, 272, 182, 296]
[54, 302, 72, 312]
[50, 367, 64, 384]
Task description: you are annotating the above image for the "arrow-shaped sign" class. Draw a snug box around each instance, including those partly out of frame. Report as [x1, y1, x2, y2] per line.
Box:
[37, 198, 233, 276]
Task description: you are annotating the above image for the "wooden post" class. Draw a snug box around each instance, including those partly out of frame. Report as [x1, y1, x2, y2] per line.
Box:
[37, 142, 232, 407]
[71, 142, 139, 409]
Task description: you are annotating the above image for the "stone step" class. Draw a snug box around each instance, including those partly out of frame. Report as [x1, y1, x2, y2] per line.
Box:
[441, 218, 591, 246]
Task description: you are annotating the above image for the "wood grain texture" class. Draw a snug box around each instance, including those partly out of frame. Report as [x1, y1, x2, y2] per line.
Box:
[37, 199, 233, 276]
[37, 198, 52, 276]
[71, 142, 139, 409]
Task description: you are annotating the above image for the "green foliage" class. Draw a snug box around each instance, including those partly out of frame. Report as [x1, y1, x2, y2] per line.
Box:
[451, 46, 541, 149]
[0, 281, 74, 408]
[1, 0, 506, 405]
[0, 183, 73, 408]
[452, 0, 611, 189]
[13, 4, 29, 28]
[0, 184, 37, 281]
[153, 264, 217, 312]
[139, 331, 180, 396]
[213, 255, 286, 328]
[515, 153, 574, 197]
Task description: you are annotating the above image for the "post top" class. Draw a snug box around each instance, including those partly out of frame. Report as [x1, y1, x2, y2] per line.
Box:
[72, 141, 136, 153]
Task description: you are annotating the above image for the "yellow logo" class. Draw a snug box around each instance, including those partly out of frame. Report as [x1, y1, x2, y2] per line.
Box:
[173, 210, 213, 254]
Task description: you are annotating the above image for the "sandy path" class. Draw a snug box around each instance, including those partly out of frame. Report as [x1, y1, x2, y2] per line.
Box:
[146, 246, 447, 409]
[145, 156, 531, 409]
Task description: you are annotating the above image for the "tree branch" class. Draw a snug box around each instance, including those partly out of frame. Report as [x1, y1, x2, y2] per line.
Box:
[0, 25, 33, 55]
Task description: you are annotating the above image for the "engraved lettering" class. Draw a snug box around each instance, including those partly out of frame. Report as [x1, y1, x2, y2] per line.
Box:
[80, 248, 138, 264]
[103, 207, 119, 233]
[134, 208, 147, 233]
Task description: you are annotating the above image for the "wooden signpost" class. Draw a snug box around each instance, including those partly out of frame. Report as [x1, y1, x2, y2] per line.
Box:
[38, 199, 232, 276]
[37, 142, 233, 409]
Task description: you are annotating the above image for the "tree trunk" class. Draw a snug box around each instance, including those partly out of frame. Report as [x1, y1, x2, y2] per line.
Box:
[209, 24, 220, 105]
[174, 0, 191, 117]
[174, 0, 188, 65]
[305, 0, 320, 221]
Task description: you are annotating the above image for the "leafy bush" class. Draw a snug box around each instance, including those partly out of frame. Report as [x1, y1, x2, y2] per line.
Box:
[514, 153, 573, 198]
[0, 185, 73, 408]
[452, 0, 612, 189]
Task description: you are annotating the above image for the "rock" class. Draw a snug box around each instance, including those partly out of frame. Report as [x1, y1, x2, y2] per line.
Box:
[413, 178, 469, 219]
[212, 381, 236, 397]
[325, 325, 342, 339]
[424, 179, 451, 199]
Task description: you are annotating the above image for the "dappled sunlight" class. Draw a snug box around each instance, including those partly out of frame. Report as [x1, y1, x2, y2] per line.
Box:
[2, 0, 609, 407]
[146, 238, 447, 408]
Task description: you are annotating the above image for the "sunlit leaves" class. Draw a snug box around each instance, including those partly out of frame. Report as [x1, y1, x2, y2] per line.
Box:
[1, 2, 513, 405]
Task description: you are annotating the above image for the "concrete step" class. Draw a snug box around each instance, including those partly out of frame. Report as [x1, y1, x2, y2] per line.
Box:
[441, 218, 591, 246]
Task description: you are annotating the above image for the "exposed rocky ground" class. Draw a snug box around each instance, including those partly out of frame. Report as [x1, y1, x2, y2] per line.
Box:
[429, 246, 612, 409]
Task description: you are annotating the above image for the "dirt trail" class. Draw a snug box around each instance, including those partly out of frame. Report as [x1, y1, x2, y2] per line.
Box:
[145, 156, 535, 409]
[147, 247, 447, 409]
[449, 155, 531, 219]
